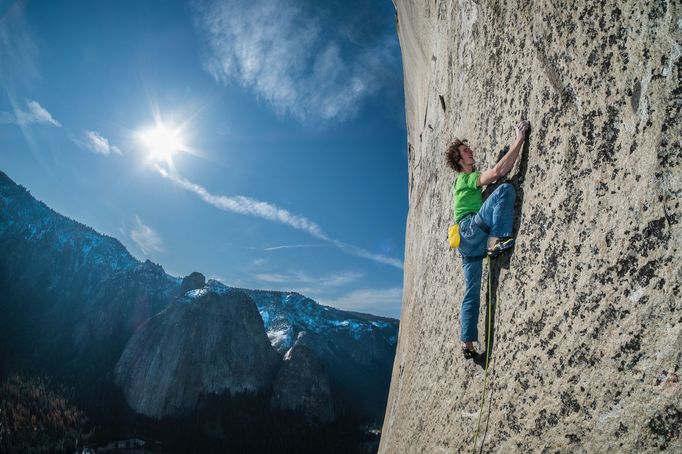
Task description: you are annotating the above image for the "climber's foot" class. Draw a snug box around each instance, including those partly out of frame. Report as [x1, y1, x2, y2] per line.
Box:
[462, 342, 477, 359]
[487, 236, 514, 258]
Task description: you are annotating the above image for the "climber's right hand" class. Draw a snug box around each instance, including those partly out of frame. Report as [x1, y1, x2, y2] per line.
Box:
[515, 120, 530, 140]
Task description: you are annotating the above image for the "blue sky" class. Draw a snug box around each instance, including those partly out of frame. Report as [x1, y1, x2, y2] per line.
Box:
[0, 0, 407, 318]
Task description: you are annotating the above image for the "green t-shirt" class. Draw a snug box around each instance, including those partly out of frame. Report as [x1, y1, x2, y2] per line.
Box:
[452, 172, 482, 223]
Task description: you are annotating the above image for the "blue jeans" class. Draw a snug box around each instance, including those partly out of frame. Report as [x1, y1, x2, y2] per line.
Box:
[458, 183, 515, 342]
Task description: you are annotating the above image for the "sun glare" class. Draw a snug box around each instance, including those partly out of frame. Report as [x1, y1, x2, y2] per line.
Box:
[137, 123, 187, 165]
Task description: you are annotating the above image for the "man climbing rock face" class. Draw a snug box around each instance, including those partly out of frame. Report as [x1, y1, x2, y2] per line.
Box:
[445, 120, 530, 359]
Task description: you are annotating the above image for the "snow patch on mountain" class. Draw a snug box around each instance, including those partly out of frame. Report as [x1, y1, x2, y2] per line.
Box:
[185, 288, 209, 299]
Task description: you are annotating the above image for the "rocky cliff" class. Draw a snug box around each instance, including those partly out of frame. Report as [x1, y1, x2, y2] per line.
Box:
[244, 287, 398, 422]
[271, 335, 335, 424]
[114, 287, 281, 418]
[0, 170, 180, 388]
[381, 1, 681, 452]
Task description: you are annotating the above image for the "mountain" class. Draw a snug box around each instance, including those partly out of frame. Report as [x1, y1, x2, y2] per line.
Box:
[0, 171, 180, 394]
[379, 1, 681, 453]
[240, 287, 397, 422]
[271, 334, 335, 424]
[0, 169, 398, 431]
[115, 288, 281, 418]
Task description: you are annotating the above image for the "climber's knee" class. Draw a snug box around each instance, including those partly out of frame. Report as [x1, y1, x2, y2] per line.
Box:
[499, 182, 514, 194]
[498, 182, 515, 201]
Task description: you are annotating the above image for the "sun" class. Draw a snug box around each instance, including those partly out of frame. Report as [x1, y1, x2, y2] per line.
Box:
[137, 122, 187, 165]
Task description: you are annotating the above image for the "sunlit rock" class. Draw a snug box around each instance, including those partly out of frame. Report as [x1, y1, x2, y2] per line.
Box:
[380, 1, 681, 452]
[115, 288, 280, 419]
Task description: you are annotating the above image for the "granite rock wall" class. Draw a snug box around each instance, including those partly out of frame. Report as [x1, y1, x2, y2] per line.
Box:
[114, 289, 280, 418]
[380, 0, 681, 452]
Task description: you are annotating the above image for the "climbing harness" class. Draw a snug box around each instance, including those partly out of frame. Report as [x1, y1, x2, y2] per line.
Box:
[472, 256, 494, 453]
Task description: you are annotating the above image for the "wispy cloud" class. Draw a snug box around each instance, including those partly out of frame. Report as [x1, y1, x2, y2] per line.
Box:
[263, 243, 329, 251]
[17, 100, 61, 126]
[254, 269, 367, 304]
[0, 3, 57, 176]
[130, 215, 165, 255]
[318, 271, 363, 287]
[251, 258, 269, 267]
[155, 165, 403, 269]
[0, 99, 61, 127]
[0, 1, 40, 87]
[77, 130, 122, 156]
[192, 0, 399, 124]
[255, 270, 362, 288]
[254, 273, 290, 284]
[331, 240, 404, 269]
[155, 164, 329, 239]
[319, 287, 403, 318]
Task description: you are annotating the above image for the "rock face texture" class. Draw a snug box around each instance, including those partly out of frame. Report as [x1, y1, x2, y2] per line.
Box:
[271, 335, 335, 424]
[381, 1, 681, 453]
[114, 288, 280, 418]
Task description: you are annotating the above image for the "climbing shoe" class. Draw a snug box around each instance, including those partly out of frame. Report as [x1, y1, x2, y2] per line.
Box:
[487, 236, 514, 258]
[462, 347, 477, 360]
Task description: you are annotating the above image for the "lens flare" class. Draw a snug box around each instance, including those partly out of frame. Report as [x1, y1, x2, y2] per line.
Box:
[137, 123, 186, 165]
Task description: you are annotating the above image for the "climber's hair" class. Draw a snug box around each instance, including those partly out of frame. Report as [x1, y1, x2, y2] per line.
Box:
[445, 139, 468, 172]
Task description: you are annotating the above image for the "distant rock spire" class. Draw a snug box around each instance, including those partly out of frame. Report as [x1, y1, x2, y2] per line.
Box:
[180, 271, 206, 295]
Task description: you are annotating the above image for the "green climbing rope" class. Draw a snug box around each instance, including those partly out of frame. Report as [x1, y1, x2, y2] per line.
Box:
[472, 256, 493, 453]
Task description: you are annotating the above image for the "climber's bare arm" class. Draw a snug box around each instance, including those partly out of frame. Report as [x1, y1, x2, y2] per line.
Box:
[477, 120, 530, 187]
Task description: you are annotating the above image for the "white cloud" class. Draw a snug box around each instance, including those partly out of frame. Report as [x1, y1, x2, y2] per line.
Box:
[255, 270, 362, 288]
[318, 271, 363, 287]
[192, 0, 398, 123]
[17, 100, 61, 127]
[255, 273, 290, 284]
[155, 165, 403, 269]
[78, 130, 122, 156]
[254, 269, 368, 306]
[320, 287, 403, 318]
[331, 239, 404, 269]
[155, 164, 328, 238]
[5, 100, 61, 127]
[251, 258, 269, 267]
[264, 243, 329, 251]
[130, 216, 165, 255]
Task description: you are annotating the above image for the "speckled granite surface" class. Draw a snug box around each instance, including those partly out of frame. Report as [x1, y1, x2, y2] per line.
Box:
[380, 1, 681, 452]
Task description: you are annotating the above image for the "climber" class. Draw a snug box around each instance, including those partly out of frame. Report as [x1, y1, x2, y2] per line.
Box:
[445, 120, 530, 359]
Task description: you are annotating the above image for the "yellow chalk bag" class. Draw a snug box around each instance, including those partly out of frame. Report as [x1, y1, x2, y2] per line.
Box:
[448, 224, 460, 249]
